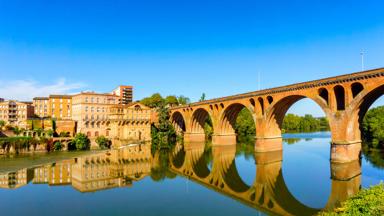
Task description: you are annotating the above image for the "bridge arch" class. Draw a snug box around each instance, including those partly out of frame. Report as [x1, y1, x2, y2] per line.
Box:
[217, 102, 256, 137]
[190, 108, 213, 134]
[264, 94, 330, 139]
[170, 111, 186, 133]
[347, 83, 384, 143]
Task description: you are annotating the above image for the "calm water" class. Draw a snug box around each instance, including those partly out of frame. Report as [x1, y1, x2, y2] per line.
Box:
[0, 132, 383, 216]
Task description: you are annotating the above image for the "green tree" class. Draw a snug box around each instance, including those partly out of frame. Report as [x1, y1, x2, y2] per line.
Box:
[95, 136, 111, 149]
[53, 141, 63, 151]
[199, 93, 206, 102]
[235, 108, 256, 138]
[151, 104, 177, 149]
[141, 93, 165, 108]
[165, 95, 179, 107]
[12, 127, 22, 136]
[362, 106, 384, 149]
[177, 95, 190, 105]
[72, 133, 91, 150]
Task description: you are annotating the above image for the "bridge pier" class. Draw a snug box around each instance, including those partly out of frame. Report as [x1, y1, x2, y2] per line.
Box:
[330, 142, 361, 163]
[184, 132, 205, 143]
[325, 160, 361, 210]
[212, 134, 237, 145]
[255, 138, 283, 152]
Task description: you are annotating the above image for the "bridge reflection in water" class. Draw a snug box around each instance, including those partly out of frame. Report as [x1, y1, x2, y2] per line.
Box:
[0, 140, 361, 215]
[170, 140, 361, 216]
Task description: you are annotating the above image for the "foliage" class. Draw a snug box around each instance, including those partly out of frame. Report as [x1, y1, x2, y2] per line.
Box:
[12, 127, 23, 136]
[362, 106, 384, 149]
[235, 108, 256, 137]
[282, 114, 330, 133]
[53, 141, 63, 151]
[150, 149, 177, 182]
[46, 129, 54, 137]
[199, 93, 206, 102]
[72, 133, 91, 150]
[362, 146, 384, 169]
[59, 131, 70, 137]
[165, 95, 179, 107]
[151, 104, 177, 149]
[177, 95, 190, 105]
[319, 184, 384, 215]
[95, 136, 111, 149]
[204, 117, 213, 141]
[141, 93, 190, 108]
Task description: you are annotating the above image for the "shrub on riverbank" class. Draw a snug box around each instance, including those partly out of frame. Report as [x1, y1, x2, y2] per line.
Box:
[319, 183, 384, 215]
[69, 133, 90, 151]
[95, 136, 111, 149]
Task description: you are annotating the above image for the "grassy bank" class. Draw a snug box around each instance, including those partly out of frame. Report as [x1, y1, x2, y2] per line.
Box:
[320, 183, 384, 215]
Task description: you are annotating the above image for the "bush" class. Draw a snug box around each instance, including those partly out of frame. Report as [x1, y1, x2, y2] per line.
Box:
[53, 141, 63, 151]
[73, 133, 90, 150]
[319, 183, 384, 215]
[95, 136, 111, 149]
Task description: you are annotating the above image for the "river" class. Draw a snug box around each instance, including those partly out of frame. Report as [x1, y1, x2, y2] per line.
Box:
[0, 132, 383, 216]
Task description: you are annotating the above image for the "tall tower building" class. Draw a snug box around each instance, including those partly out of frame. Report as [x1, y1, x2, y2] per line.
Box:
[111, 85, 133, 104]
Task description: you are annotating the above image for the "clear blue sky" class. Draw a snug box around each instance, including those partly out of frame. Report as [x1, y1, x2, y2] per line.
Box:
[0, 0, 383, 116]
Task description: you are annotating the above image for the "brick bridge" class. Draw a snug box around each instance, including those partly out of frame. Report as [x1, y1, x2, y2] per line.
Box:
[170, 68, 384, 163]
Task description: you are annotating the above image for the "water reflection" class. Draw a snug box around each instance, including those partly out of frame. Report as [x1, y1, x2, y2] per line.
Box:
[169, 140, 362, 216]
[0, 144, 153, 192]
[0, 135, 382, 216]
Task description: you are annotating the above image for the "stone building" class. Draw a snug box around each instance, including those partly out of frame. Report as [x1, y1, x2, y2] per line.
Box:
[0, 100, 34, 128]
[109, 102, 152, 146]
[32, 97, 49, 118]
[72, 92, 119, 137]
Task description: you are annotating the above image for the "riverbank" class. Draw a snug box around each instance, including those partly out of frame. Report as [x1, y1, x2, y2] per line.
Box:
[319, 183, 384, 215]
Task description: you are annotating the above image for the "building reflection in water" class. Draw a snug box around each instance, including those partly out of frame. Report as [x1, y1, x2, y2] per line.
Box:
[0, 139, 364, 215]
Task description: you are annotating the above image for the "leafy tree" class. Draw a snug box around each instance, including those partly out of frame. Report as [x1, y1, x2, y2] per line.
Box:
[95, 136, 111, 149]
[140, 93, 165, 108]
[165, 95, 179, 107]
[53, 141, 63, 151]
[362, 106, 384, 149]
[177, 95, 190, 105]
[235, 108, 256, 138]
[151, 104, 177, 149]
[282, 113, 329, 133]
[72, 133, 91, 150]
[199, 93, 206, 102]
[46, 129, 54, 137]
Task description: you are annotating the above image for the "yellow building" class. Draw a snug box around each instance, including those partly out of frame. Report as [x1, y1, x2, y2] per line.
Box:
[72, 92, 119, 137]
[0, 100, 34, 128]
[33, 95, 72, 119]
[49, 95, 72, 120]
[32, 97, 49, 118]
[109, 102, 153, 146]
